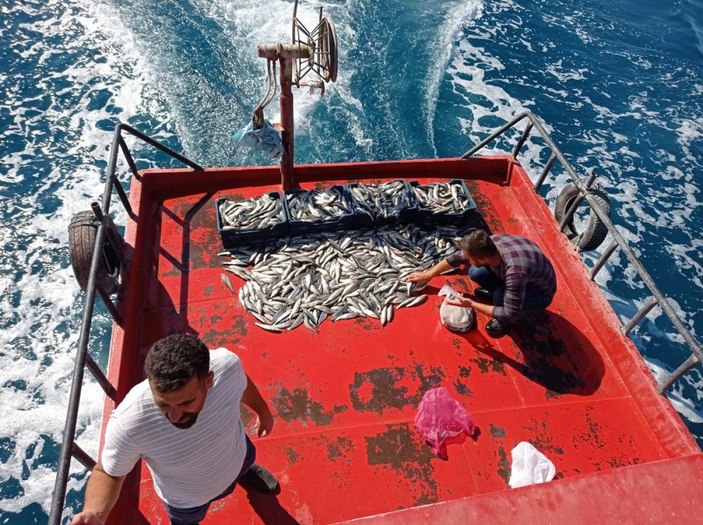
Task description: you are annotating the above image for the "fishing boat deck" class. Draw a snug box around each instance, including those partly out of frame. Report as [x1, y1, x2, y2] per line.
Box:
[105, 157, 701, 524]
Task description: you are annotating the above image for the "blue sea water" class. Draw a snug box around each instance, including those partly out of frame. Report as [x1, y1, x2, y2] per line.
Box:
[1, 0, 702, 522]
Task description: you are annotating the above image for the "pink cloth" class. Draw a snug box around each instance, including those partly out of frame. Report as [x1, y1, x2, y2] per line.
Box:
[415, 387, 476, 458]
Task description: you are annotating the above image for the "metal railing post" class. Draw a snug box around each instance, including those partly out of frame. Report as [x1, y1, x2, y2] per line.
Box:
[621, 296, 659, 336]
[534, 153, 557, 192]
[590, 240, 619, 280]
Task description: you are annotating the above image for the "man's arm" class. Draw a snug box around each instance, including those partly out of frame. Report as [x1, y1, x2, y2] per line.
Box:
[70, 461, 125, 525]
[241, 374, 274, 437]
[407, 259, 454, 285]
[447, 295, 495, 317]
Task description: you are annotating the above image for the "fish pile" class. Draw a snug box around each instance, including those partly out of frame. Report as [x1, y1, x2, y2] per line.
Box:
[219, 193, 285, 231]
[349, 180, 415, 222]
[222, 224, 460, 332]
[411, 181, 472, 214]
[286, 187, 353, 224]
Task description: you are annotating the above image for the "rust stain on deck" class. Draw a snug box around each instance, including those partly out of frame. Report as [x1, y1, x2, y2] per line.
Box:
[284, 447, 299, 464]
[489, 424, 506, 438]
[327, 436, 355, 461]
[365, 424, 438, 506]
[470, 355, 506, 375]
[272, 387, 344, 426]
[232, 314, 248, 337]
[350, 366, 444, 414]
[496, 446, 510, 484]
[454, 365, 473, 396]
[524, 419, 565, 456]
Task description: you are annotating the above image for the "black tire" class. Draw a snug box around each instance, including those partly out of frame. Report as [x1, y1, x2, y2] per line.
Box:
[68, 211, 120, 295]
[554, 184, 611, 251]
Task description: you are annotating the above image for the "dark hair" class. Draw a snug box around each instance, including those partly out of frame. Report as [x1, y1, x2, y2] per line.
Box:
[144, 334, 210, 393]
[455, 229, 498, 258]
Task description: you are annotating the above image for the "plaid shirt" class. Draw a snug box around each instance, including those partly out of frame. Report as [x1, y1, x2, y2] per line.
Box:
[447, 234, 557, 323]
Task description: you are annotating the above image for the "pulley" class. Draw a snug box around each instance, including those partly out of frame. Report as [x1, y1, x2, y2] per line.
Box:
[291, 1, 339, 88]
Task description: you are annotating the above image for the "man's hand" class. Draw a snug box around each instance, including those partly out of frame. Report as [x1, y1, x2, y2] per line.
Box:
[254, 410, 274, 437]
[447, 295, 473, 308]
[242, 374, 275, 438]
[70, 511, 105, 525]
[407, 271, 432, 286]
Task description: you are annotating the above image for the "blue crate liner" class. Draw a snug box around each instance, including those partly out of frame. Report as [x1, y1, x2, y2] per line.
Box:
[347, 180, 418, 228]
[216, 192, 289, 249]
[285, 185, 355, 236]
[409, 179, 478, 226]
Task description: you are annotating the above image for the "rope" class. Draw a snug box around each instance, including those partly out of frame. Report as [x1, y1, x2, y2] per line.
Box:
[253, 60, 277, 129]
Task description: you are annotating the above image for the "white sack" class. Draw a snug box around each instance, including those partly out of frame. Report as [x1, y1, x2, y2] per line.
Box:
[508, 441, 556, 488]
[440, 297, 475, 333]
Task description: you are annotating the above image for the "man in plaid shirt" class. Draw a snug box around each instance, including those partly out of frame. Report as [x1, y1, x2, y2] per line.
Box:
[408, 229, 556, 337]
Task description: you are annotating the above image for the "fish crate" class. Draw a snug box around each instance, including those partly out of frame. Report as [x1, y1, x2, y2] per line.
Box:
[409, 179, 478, 226]
[216, 192, 289, 249]
[285, 185, 355, 236]
[347, 180, 418, 228]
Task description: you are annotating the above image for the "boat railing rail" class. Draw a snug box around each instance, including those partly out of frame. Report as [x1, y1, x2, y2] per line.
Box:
[48, 123, 202, 525]
[462, 110, 703, 394]
[50, 114, 702, 523]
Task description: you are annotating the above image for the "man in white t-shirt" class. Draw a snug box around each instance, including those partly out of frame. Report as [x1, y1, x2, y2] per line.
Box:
[71, 334, 278, 525]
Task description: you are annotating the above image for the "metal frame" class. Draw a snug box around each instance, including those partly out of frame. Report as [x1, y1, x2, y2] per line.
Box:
[48, 124, 202, 525]
[462, 110, 703, 393]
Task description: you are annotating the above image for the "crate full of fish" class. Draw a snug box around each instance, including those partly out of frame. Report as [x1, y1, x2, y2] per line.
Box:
[216, 192, 289, 249]
[409, 179, 477, 226]
[285, 185, 355, 235]
[347, 180, 418, 227]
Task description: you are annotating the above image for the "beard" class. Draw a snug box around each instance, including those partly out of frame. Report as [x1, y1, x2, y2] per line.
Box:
[168, 412, 200, 429]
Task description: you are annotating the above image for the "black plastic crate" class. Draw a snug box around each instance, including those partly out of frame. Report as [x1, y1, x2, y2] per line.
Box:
[347, 180, 418, 228]
[409, 179, 477, 226]
[285, 185, 355, 236]
[216, 192, 289, 249]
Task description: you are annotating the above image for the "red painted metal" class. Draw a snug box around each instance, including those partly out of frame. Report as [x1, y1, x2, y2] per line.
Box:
[257, 43, 312, 190]
[333, 455, 703, 525]
[102, 156, 702, 525]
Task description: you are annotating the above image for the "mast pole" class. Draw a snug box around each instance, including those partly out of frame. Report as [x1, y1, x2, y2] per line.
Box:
[258, 43, 311, 191]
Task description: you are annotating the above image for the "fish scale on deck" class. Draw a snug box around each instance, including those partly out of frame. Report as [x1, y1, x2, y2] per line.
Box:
[223, 225, 460, 331]
[218, 181, 474, 331]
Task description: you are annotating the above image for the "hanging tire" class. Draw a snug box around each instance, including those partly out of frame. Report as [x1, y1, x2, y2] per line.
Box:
[554, 183, 611, 251]
[68, 210, 121, 295]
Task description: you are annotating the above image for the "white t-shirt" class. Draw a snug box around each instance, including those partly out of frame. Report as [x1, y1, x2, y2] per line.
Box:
[101, 348, 248, 509]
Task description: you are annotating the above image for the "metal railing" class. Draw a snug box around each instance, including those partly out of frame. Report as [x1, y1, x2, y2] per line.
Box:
[50, 114, 702, 523]
[462, 110, 703, 393]
[48, 124, 202, 525]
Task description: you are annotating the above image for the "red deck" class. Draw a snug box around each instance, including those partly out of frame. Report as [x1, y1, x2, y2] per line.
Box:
[104, 157, 701, 524]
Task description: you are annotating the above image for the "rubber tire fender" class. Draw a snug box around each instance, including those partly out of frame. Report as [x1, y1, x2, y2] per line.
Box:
[68, 210, 120, 295]
[554, 183, 611, 252]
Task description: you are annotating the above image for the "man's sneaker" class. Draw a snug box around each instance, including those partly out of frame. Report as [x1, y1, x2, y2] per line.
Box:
[472, 287, 494, 304]
[240, 464, 280, 494]
[485, 319, 508, 338]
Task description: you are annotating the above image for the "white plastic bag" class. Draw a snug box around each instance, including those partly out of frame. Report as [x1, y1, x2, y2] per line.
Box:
[508, 441, 556, 488]
[439, 297, 475, 333]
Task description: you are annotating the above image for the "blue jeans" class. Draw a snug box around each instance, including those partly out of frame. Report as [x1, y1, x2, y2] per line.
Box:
[165, 436, 256, 525]
[469, 266, 553, 322]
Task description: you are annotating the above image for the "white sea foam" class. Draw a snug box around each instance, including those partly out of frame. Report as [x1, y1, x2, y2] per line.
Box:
[424, 0, 483, 156]
[545, 61, 589, 83]
[0, 0, 161, 519]
[647, 358, 703, 424]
